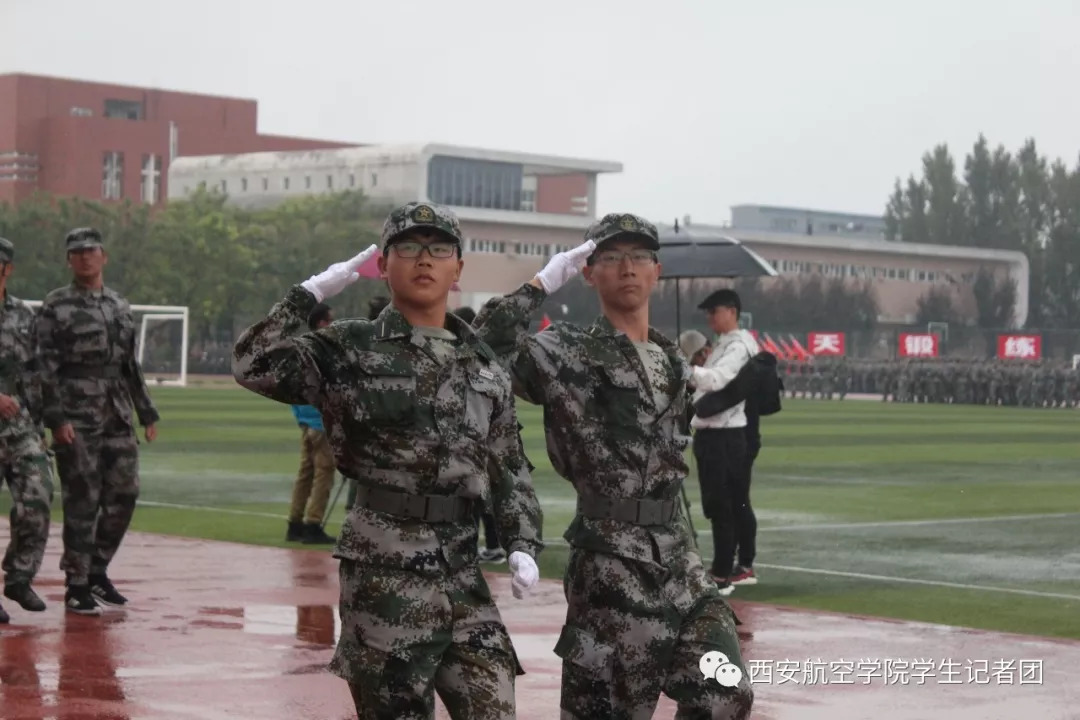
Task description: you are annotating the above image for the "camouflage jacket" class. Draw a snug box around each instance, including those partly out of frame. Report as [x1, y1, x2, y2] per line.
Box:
[0, 292, 52, 440]
[475, 283, 697, 569]
[37, 283, 160, 431]
[232, 285, 543, 574]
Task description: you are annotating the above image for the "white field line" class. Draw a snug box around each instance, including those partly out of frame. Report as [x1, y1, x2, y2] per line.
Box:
[752, 563, 1080, 602]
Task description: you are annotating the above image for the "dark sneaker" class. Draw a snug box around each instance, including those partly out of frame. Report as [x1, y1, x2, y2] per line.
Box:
[301, 523, 336, 545]
[65, 586, 102, 616]
[0, 600, 9, 624]
[710, 574, 735, 597]
[4, 583, 46, 612]
[478, 547, 507, 564]
[88, 574, 128, 607]
[285, 520, 304, 542]
[731, 565, 758, 586]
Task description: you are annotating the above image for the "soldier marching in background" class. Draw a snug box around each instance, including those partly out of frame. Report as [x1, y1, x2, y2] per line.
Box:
[0, 238, 56, 623]
[233, 202, 543, 720]
[37, 228, 160, 616]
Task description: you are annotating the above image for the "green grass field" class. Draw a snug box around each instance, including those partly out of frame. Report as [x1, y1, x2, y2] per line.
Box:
[8, 385, 1080, 639]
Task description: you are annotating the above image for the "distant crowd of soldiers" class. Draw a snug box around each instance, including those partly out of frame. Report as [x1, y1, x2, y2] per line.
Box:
[781, 357, 1080, 408]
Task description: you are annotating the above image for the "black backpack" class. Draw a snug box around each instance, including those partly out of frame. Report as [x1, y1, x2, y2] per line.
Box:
[693, 351, 783, 420]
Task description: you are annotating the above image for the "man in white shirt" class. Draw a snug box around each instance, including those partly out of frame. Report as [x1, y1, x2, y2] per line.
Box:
[687, 289, 760, 595]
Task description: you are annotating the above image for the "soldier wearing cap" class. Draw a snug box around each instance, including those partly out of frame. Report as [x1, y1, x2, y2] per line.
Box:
[474, 213, 752, 719]
[37, 227, 160, 616]
[0, 238, 56, 624]
[233, 202, 543, 720]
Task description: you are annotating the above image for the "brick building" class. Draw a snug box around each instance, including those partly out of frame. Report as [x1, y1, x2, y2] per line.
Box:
[0, 73, 356, 206]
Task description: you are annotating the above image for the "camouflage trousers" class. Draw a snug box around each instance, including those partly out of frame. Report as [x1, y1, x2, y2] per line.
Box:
[557, 549, 753, 720]
[330, 560, 523, 720]
[1, 433, 54, 586]
[53, 423, 140, 586]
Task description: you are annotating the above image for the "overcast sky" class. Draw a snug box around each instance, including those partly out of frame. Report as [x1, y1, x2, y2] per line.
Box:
[5, 0, 1079, 225]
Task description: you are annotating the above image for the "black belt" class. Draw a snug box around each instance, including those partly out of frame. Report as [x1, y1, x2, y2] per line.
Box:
[60, 365, 122, 380]
[578, 495, 679, 525]
[353, 485, 477, 523]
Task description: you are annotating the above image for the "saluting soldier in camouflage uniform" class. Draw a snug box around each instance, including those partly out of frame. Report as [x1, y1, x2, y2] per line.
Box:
[475, 214, 752, 719]
[0, 238, 56, 623]
[233, 202, 543, 720]
[38, 228, 160, 616]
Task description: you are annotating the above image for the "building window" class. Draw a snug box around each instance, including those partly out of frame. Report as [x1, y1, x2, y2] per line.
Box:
[349, 173, 355, 188]
[241, 178, 248, 192]
[327, 175, 334, 190]
[140, 154, 162, 204]
[221, 179, 227, 193]
[262, 177, 269, 191]
[102, 152, 124, 199]
[371, 172, 378, 187]
[104, 99, 143, 120]
[426, 155, 523, 211]
[283, 177, 290, 190]
[305, 175, 312, 189]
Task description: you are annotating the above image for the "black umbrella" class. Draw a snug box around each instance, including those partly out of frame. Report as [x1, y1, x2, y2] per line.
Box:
[657, 222, 779, 338]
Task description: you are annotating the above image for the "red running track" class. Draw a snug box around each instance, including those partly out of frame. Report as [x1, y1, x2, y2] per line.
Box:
[0, 528, 1077, 719]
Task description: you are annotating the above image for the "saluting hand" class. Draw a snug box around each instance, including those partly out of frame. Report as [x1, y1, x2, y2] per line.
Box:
[532, 240, 596, 294]
[301, 244, 380, 302]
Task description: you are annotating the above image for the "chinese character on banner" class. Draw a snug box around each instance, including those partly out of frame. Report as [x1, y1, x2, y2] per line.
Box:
[997, 334, 1041, 360]
[808, 332, 845, 356]
[899, 333, 939, 358]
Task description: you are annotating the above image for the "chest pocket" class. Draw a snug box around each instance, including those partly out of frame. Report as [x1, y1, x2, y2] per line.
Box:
[591, 363, 640, 430]
[354, 363, 418, 427]
[463, 370, 502, 440]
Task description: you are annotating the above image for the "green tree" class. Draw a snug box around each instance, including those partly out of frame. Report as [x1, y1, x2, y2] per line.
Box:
[915, 286, 959, 325]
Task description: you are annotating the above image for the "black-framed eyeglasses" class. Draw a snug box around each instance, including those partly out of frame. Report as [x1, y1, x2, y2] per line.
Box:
[390, 241, 458, 259]
[589, 250, 657, 267]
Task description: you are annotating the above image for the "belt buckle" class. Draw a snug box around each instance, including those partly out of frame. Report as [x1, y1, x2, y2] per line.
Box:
[636, 500, 662, 526]
[403, 494, 427, 519]
[425, 497, 450, 523]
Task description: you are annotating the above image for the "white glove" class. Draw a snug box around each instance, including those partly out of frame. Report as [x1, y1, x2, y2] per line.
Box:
[534, 240, 596, 294]
[508, 551, 539, 599]
[300, 244, 379, 302]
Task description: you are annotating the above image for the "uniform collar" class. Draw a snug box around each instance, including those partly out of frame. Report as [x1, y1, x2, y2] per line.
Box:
[370, 304, 496, 363]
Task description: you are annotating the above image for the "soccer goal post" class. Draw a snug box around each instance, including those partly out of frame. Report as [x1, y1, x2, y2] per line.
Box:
[24, 301, 190, 387]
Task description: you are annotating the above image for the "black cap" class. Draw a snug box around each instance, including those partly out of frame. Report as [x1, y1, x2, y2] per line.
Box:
[0, 237, 13, 263]
[698, 288, 741, 313]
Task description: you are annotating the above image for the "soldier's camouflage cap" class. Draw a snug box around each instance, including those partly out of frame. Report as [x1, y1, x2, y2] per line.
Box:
[0, 237, 13, 263]
[380, 202, 464, 249]
[66, 227, 105, 252]
[584, 213, 660, 257]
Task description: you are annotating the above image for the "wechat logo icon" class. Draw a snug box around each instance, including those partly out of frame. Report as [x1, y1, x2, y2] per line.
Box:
[699, 650, 744, 688]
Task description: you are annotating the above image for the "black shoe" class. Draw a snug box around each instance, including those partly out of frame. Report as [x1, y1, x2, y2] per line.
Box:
[286, 520, 304, 542]
[301, 523, 336, 544]
[65, 586, 102, 616]
[0, 600, 9, 624]
[4, 582, 46, 612]
[88, 574, 128, 607]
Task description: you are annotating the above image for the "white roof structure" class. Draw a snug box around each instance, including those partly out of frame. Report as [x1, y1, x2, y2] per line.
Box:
[170, 143, 622, 176]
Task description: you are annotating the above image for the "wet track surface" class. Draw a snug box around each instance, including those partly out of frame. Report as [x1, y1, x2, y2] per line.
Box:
[0, 528, 1076, 719]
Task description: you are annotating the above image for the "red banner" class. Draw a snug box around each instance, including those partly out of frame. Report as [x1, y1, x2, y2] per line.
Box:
[807, 332, 845, 356]
[899, 333, 939, 357]
[997, 334, 1042, 360]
